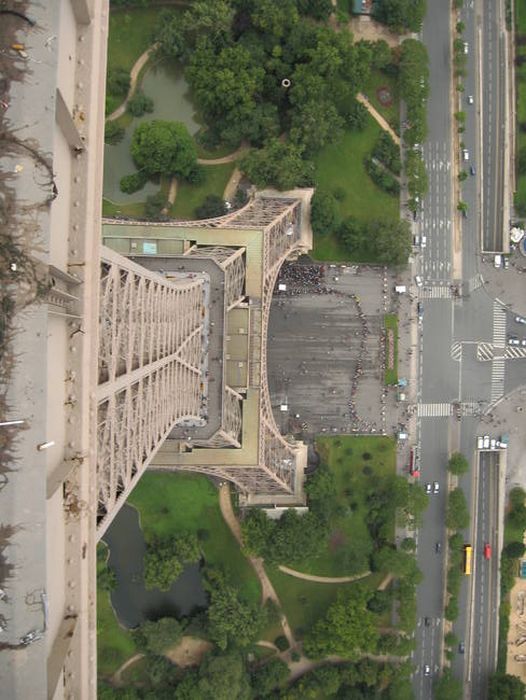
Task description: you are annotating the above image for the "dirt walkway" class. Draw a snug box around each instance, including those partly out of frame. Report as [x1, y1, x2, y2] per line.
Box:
[165, 636, 212, 667]
[278, 565, 371, 584]
[197, 143, 248, 165]
[349, 16, 406, 47]
[223, 166, 242, 201]
[106, 44, 159, 122]
[218, 485, 296, 647]
[357, 93, 400, 145]
[112, 653, 144, 687]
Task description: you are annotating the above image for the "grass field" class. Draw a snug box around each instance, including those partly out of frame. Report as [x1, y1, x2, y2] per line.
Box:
[169, 163, 235, 219]
[384, 314, 399, 385]
[102, 198, 147, 218]
[127, 472, 261, 605]
[97, 544, 136, 678]
[312, 118, 399, 261]
[515, 0, 526, 216]
[288, 435, 396, 577]
[362, 70, 401, 134]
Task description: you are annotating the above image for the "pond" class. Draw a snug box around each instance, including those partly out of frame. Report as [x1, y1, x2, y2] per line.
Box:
[102, 503, 208, 629]
[103, 60, 200, 205]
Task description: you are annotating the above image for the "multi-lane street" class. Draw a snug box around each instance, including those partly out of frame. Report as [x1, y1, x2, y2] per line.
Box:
[413, 0, 516, 697]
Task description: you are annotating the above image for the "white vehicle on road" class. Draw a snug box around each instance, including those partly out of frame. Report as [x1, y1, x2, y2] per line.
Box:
[415, 275, 423, 287]
[483, 435, 490, 449]
[468, 95, 474, 104]
[463, 149, 470, 161]
[477, 436, 484, 450]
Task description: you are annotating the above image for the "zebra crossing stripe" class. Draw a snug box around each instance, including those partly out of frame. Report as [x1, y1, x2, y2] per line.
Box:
[417, 403, 452, 417]
[468, 274, 484, 293]
[490, 357, 505, 403]
[420, 287, 452, 299]
[506, 347, 526, 359]
[451, 342, 462, 361]
[476, 343, 494, 361]
[492, 302, 507, 347]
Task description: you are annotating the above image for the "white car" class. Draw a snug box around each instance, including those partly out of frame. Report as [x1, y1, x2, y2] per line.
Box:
[508, 337, 520, 346]
[463, 41, 469, 54]
[421, 236, 427, 248]
[433, 481, 440, 494]
[490, 438, 497, 450]
[424, 665, 431, 677]
[468, 95, 474, 104]
[463, 149, 470, 161]
[515, 316, 526, 325]
[425, 483, 432, 495]
[477, 436, 484, 449]
[483, 435, 490, 449]
[415, 275, 423, 287]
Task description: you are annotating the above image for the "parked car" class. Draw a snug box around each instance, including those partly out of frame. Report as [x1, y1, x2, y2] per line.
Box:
[421, 235, 427, 248]
[463, 41, 469, 54]
[508, 336, 520, 346]
[433, 481, 439, 494]
[415, 275, 423, 287]
[477, 436, 484, 449]
[483, 435, 490, 449]
[521, 339, 526, 347]
[418, 302, 424, 321]
[425, 483, 432, 495]
[463, 149, 470, 160]
[490, 438, 496, 450]
[484, 543, 492, 560]
[503, 257, 510, 269]
[515, 316, 526, 325]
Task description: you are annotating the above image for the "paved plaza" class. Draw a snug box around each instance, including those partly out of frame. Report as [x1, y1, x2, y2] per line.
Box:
[267, 260, 416, 444]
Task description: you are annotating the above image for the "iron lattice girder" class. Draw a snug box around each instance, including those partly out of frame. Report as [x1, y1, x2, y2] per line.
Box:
[96, 248, 205, 535]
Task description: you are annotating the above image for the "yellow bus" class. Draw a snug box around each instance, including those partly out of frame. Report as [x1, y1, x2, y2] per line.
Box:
[464, 544, 473, 575]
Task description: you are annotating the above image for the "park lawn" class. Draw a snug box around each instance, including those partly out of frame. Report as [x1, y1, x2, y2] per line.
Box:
[288, 436, 396, 577]
[102, 198, 146, 218]
[384, 314, 399, 385]
[362, 69, 401, 134]
[312, 118, 399, 261]
[107, 7, 170, 74]
[97, 543, 136, 678]
[170, 163, 235, 219]
[127, 472, 261, 606]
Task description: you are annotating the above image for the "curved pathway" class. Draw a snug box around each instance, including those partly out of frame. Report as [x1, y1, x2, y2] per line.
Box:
[106, 43, 159, 122]
[277, 565, 371, 584]
[356, 92, 400, 146]
[197, 143, 248, 165]
[218, 485, 296, 647]
[112, 653, 144, 687]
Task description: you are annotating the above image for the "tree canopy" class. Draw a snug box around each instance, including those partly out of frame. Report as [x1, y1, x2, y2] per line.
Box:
[303, 585, 379, 659]
[373, 0, 426, 33]
[133, 617, 183, 655]
[131, 120, 198, 178]
[144, 533, 200, 591]
[488, 673, 525, 700]
[309, 191, 340, 237]
[446, 488, 470, 531]
[447, 452, 469, 475]
[240, 140, 314, 191]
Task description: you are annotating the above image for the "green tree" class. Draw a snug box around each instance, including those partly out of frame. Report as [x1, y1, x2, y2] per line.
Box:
[241, 508, 275, 556]
[134, 617, 183, 655]
[144, 191, 168, 221]
[205, 570, 267, 649]
[127, 90, 154, 117]
[434, 669, 463, 700]
[297, 0, 333, 20]
[373, 546, 422, 583]
[240, 140, 314, 190]
[195, 194, 227, 219]
[250, 657, 289, 697]
[107, 67, 131, 98]
[144, 533, 200, 591]
[105, 120, 125, 145]
[373, 0, 426, 32]
[518, 146, 526, 176]
[367, 218, 412, 266]
[447, 452, 469, 475]
[504, 541, 526, 559]
[367, 589, 392, 614]
[310, 190, 340, 237]
[304, 585, 379, 659]
[446, 488, 470, 530]
[131, 121, 197, 179]
[193, 651, 251, 700]
[488, 672, 525, 700]
[120, 171, 148, 194]
[290, 99, 344, 154]
[400, 536, 416, 552]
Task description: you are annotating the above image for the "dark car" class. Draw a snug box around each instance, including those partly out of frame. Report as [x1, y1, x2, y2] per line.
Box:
[470, 165, 476, 176]
[459, 642, 465, 654]
[424, 617, 431, 626]
[417, 302, 424, 321]
[435, 542, 441, 553]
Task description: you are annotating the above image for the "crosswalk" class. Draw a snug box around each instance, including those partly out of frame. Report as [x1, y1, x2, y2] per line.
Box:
[506, 346, 526, 359]
[477, 342, 494, 361]
[477, 342, 526, 361]
[492, 302, 507, 347]
[417, 403, 452, 417]
[419, 286, 452, 299]
[490, 357, 506, 403]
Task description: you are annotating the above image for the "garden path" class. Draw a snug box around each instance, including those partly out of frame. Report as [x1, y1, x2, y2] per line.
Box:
[112, 653, 144, 687]
[356, 92, 401, 146]
[218, 485, 296, 648]
[277, 565, 371, 584]
[107, 43, 159, 122]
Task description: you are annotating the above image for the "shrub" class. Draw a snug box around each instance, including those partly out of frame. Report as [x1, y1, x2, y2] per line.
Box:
[274, 635, 289, 651]
[127, 90, 154, 117]
[119, 171, 148, 194]
[104, 120, 125, 145]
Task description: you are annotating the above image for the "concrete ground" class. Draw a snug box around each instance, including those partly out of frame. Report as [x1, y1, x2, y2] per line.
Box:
[267, 262, 419, 459]
[480, 247, 526, 317]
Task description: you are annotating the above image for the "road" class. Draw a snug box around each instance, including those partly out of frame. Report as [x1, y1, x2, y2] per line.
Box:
[464, 451, 501, 700]
[480, 0, 507, 252]
[413, 0, 511, 697]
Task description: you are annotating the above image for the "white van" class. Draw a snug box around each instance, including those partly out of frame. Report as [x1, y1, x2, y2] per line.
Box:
[494, 254, 502, 269]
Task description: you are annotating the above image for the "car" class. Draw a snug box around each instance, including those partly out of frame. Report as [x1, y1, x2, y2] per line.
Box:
[425, 483, 432, 495]
[424, 665, 431, 677]
[421, 235, 427, 248]
[490, 438, 497, 450]
[484, 543, 492, 560]
[417, 302, 424, 321]
[415, 275, 423, 287]
[468, 95, 474, 104]
[503, 257, 510, 269]
[508, 336, 520, 346]
[463, 149, 469, 161]
[424, 617, 431, 626]
[521, 339, 526, 347]
[470, 165, 476, 176]
[494, 254, 502, 268]
[483, 435, 490, 449]
[414, 235, 420, 246]
[515, 316, 526, 325]
[463, 41, 469, 54]
[477, 436, 484, 449]
[435, 542, 442, 553]
[459, 642, 465, 654]
[433, 481, 439, 494]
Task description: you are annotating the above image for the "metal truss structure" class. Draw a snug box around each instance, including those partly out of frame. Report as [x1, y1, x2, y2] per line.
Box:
[96, 247, 204, 534]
